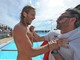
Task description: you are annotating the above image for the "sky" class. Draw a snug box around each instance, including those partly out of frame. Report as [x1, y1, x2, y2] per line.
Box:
[0, 0, 80, 30]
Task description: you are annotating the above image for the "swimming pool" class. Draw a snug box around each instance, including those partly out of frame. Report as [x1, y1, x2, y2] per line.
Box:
[0, 32, 48, 60]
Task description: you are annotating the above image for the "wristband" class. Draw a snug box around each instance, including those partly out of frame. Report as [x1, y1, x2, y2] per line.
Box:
[51, 50, 59, 54]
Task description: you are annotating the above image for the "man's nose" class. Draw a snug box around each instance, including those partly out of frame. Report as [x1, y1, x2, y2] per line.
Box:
[32, 16, 35, 20]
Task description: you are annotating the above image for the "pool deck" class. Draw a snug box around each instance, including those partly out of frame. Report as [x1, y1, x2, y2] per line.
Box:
[0, 37, 13, 45]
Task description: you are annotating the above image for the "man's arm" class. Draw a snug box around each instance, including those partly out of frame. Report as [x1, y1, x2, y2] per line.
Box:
[32, 31, 45, 42]
[52, 54, 64, 60]
[13, 26, 60, 57]
[51, 39, 68, 60]
[29, 25, 45, 42]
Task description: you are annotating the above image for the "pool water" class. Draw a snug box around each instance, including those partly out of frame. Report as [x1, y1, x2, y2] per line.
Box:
[0, 32, 48, 60]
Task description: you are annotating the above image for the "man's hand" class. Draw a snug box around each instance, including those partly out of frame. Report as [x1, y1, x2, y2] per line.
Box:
[29, 25, 35, 32]
[48, 40, 60, 51]
[57, 38, 68, 48]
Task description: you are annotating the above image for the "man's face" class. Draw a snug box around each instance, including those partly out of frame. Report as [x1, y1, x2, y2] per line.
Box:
[56, 11, 71, 30]
[25, 9, 35, 25]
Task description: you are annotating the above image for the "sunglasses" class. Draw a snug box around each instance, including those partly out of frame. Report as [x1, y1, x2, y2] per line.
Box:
[57, 16, 73, 21]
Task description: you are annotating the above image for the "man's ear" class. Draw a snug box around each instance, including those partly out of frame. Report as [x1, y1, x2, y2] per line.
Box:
[23, 12, 27, 18]
[70, 17, 76, 24]
[69, 17, 76, 26]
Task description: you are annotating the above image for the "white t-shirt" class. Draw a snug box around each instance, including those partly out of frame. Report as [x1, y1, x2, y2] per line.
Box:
[44, 30, 60, 41]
